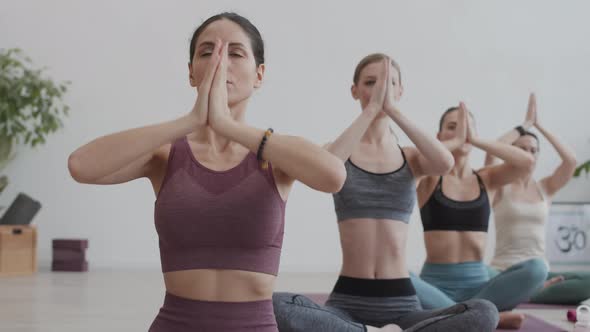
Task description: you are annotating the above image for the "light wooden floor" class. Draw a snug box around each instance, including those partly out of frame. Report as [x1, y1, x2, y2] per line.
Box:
[0, 269, 577, 331]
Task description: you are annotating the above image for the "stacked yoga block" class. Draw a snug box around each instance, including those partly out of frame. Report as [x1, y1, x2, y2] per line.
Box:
[0, 225, 37, 276]
[52, 239, 88, 272]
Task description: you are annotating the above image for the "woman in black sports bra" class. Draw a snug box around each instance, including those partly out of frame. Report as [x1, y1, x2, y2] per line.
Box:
[411, 103, 549, 330]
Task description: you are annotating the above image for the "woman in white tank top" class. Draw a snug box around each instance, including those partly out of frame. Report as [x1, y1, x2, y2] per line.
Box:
[491, 180, 549, 271]
[485, 93, 590, 305]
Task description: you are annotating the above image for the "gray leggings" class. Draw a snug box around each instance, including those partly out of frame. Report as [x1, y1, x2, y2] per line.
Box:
[272, 292, 499, 332]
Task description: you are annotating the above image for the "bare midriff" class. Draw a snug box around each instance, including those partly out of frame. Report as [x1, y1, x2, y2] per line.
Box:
[163, 269, 275, 302]
[338, 218, 409, 279]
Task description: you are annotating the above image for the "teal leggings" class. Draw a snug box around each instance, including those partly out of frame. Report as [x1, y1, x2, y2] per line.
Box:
[487, 267, 590, 305]
[411, 258, 548, 311]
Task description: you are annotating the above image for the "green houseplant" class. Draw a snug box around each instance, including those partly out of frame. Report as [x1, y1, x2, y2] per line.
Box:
[0, 48, 70, 194]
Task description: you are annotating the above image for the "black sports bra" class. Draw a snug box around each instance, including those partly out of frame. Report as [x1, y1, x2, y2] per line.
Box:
[420, 171, 490, 232]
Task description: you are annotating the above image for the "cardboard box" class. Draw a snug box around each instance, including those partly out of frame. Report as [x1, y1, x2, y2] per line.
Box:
[0, 225, 37, 276]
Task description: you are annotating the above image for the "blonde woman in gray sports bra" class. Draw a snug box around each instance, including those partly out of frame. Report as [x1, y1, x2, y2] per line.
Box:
[272, 55, 499, 332]
[486, 93, 590, 305]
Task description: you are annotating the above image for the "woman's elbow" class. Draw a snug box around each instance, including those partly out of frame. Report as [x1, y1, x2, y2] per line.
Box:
[324, 160, 347, 193]
[68, 152, 93, 184]
[438, 153, 455, 175]
[312, 154, 347, 193]
[566, 154, 578, 170]
[521, 154, 536, 173]
[428, 152, 454, 176]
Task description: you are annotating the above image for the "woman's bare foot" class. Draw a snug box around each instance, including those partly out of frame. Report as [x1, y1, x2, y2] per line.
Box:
[543, 275, 565, 289]
[366, 324, 402, 332]
[498, 311, 526, 329]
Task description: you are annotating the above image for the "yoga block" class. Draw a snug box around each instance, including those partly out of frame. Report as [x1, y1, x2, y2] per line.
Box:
[51, 238, 88, 272]
[53, 249, 86, 262]
[52, 239, 87, 261]
[52, 260, 88, 272]
[52, 239, 88, 250]
[0, 225, 37, 276]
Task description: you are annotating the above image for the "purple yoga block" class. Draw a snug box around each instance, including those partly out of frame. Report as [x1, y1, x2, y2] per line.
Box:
[52, 239, 88, 250]
[52, 248, 86, 262]
[51, 239, 89, 272]
[51, 260, 88, 272]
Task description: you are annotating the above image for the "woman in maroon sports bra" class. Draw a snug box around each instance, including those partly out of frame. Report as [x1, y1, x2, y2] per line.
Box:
[68, 12, 346, 332]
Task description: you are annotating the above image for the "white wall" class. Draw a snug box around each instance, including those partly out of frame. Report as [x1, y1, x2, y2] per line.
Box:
[1, 0, 589, 273]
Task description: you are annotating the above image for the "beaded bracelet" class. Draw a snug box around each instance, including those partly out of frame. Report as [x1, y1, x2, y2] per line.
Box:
[257, 128, 274, 169]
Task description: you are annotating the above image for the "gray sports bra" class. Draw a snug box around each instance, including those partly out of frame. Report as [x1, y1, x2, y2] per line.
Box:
[333, 147, 416, 223]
